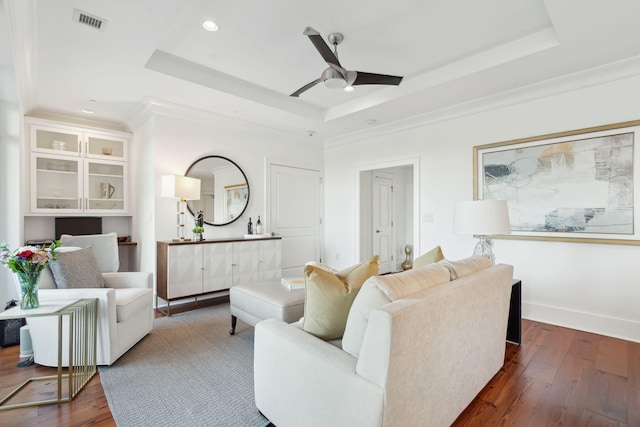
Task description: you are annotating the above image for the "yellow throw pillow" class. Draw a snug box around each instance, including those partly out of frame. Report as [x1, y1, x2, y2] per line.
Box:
[303, 255, 379, 340]
[413, 245, 445, 268]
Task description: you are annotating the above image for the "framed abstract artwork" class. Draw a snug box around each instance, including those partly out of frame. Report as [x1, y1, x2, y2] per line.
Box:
[224, 183, 248, 221]
[473, 120, 640, 245]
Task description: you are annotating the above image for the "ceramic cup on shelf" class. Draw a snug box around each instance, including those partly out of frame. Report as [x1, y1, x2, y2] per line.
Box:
[50, 140, 66, 151]
[100, 183, 115, 199]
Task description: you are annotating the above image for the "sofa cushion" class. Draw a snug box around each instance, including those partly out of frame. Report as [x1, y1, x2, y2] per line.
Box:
[114, 288, 152, 323]
[48, 248, 106, 289]
[342, 262, 451, 358]
[302, 255, 379, 340]
[413, 245, 445, 268]
[439, 255, 491, 280]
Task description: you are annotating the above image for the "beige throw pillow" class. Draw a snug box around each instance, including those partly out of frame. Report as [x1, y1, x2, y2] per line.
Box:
[413, 245, 445, 268]
[302, 255, 379, 340]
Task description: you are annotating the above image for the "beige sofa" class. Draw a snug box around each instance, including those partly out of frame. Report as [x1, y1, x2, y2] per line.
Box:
[254, 257, 513, 427]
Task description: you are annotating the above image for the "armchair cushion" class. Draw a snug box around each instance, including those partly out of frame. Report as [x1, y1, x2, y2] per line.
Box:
[48, 248, 105, 289]
[302, 255, 378, 340]
[115, 288, 152, 322]
[60, 232, 119, 272]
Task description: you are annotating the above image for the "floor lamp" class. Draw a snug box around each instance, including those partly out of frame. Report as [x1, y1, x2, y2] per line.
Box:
[161, 175, 201, 241]
[453, 199, 511, 265]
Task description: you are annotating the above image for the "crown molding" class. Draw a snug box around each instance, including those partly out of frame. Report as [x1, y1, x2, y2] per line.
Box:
[129, 97, 319, 144]
[325, 55, 640, 148]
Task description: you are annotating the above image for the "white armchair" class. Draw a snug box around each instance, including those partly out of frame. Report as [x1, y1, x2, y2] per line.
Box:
[26, 234, 153, 366]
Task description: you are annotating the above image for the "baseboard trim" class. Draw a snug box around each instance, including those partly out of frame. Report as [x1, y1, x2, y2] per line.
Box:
[523, 302, 640, 343]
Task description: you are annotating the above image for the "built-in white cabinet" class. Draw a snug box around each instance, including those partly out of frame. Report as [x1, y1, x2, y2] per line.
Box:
[26, 118, 130, 214]
[156, 237, 282, 315]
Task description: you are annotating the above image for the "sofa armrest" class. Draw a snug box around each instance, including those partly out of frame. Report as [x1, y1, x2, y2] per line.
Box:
[254, 319, 383, 427]
[102, 272, 152, 289]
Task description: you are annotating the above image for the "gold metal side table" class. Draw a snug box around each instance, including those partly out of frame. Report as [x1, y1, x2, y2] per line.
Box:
[0, 298, 98, 410]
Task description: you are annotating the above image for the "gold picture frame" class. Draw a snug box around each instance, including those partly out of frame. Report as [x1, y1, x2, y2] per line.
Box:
[473, 119, 640, 245]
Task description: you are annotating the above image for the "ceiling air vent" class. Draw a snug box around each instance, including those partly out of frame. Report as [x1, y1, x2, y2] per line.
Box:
[73, 9, 108, 31]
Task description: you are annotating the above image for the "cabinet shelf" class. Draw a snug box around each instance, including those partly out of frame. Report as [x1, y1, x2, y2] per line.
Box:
[36, 196, 77, 200]
[37, 168, 77, 175]
[88, 173, 124, 178]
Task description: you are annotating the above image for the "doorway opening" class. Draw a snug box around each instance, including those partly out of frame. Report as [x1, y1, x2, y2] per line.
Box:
[357, 158, 419, 274]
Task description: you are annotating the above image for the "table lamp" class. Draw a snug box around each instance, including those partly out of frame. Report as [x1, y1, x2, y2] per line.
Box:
[161, 175, 201, 241]
[453, 199, 510, 265]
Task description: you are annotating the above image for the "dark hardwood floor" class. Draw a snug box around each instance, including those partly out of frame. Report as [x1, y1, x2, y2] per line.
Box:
[0, 318, 637, 426]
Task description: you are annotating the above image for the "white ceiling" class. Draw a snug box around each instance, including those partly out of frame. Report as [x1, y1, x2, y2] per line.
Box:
[8, 0, 640, 139]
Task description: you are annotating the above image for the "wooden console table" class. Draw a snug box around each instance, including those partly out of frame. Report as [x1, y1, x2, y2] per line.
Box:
[507, 279, 522, 345]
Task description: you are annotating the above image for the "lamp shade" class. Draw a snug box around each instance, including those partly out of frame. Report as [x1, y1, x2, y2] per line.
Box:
[453, 199, 511, 235]
[161, 175, 201, 200]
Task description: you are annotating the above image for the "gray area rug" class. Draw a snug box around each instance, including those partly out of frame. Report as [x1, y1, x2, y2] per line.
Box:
[99, 303, 269, 427]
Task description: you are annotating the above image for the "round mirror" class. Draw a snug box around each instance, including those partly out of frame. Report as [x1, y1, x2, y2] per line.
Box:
[185, 156, 250, 226]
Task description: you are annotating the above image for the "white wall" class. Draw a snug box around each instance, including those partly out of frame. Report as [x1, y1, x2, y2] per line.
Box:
[131, 109, 323, 291]
[0, 1, 23, 304]
[324, 73, 640, 343]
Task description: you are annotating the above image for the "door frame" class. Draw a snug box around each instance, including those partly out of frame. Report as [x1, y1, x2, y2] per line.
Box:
[356, 157, 420, 264]
[265, 157, 324, 267]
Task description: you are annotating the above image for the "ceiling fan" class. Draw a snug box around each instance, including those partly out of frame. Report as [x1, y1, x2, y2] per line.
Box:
[290, 27, 404, 97]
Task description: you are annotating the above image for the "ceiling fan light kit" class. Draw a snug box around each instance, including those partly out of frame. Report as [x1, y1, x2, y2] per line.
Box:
[291, 26, 403, 97]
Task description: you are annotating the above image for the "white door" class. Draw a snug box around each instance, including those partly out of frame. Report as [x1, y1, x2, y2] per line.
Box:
[269, 164, 322, 277]
[373, 174, 394, 274]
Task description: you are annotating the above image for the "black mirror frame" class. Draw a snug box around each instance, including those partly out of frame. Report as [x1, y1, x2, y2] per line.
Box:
[184, 155, 250, 226]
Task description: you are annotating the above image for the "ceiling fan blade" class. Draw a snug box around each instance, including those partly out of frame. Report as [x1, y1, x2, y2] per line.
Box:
[303, 26, 342, 69]
[290, 78, 323, 97]
[352, 72, 403, 86]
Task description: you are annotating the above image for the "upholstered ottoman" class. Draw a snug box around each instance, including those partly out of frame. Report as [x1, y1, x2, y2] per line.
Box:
[229, 280, 305, 335]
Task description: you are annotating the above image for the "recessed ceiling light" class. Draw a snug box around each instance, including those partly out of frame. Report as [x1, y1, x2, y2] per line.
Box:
[202, 20, 219, 32]
[344, 86, 354, 92]
[81, 108, 94, 114]
[366, 119, 377, 125]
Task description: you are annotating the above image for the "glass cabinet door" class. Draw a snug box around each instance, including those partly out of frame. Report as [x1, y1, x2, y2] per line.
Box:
[31, 153, 82, 212]
[31, 125, 82, 156]
[85, 133, 127, 161]
[85, 159, 126, 212]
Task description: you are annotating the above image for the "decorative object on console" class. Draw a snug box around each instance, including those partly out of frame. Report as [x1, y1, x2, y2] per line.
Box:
[161, 175, 201, 241]
[302, 255, 379, 340]
[0, 240, 60, 309]
[453, 199, 510, 265]
[401, 244, 413, 270]
[192, 226, 205, 241]
[256, 216, 263, 235]
[247, 217, 253, 235]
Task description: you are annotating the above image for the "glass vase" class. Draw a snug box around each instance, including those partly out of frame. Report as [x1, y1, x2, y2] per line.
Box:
[15, 270, 41, 310]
